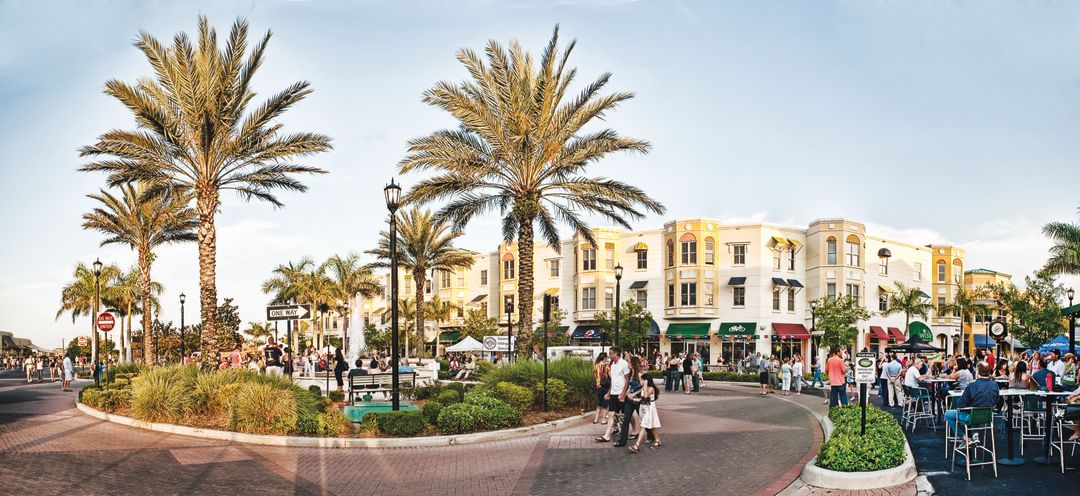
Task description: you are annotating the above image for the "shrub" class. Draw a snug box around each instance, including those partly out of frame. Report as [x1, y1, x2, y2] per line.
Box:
[483, 358, 594, 410]
[437, 403, 482, 434]
[190, 368, 247, 415]
[438, 371, 450, 380]
[94, 388, 133, 412]
[816, 405, 906, 472]
[421, 401, 443, 425]
[308, 385, 322, 396]
[359, 412, 380, 432]
[463, 387, 497, 405]
[229, 382, 298, 435]
[443, 382, 466, 394]
[415, 385, 442, 400]
[436, 390, 461, 405]
[328, 390, 345, 403]
[494, 382, 533, 412]
[130, 366, 194, 423]
[110, 377, 131, 388]
[476, 402, 522, 429]
[533, 378, 569, 410]
[296, 409, 352, 437]
[107, 362, 144, 382]
[700, 372, 759, 382]
[376, 410, 426, 437]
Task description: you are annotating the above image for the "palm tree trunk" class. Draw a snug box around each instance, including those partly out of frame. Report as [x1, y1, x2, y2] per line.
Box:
[139, 251, 155, 366]
[126, 303, 133, 363]
[196, 191, 220, 366]
[415, 274, 426, 358]
[517, 219, 535, 354]
[118, 311, 125, 364]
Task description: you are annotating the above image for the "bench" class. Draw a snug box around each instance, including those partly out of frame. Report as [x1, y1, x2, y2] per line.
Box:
[349, 372, 417, 404]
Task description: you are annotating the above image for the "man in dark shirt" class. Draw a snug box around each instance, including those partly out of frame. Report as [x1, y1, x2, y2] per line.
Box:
[263, 337, 283, 376]
[682, 354, 693, 394]
[1030, 356, 1056, 391]
[945, 361, 999, 437]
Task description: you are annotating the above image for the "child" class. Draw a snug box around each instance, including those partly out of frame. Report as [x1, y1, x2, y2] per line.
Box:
[628, 374, 662, 453]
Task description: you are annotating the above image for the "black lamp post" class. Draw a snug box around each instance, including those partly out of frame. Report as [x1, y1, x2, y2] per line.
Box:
[809, 300, 818, 366]
[385, 179, 402, 411]
[1068, 288, 1075, 355]
[179, 293, 186, 363]
[614, 264, 623, 348]
[504, 294, 514, 363]
[92, 258, 102, 387]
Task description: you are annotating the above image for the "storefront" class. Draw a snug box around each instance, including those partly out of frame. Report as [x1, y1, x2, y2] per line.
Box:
[569, 326, 605, 346]
[771, 323, 810, 364]
[867, 326, 888, 353]
[665, 323, 711, 363]
[716, 322, 756, 370]
[642, 318, 661, 361]
[431, 331, 461, 356]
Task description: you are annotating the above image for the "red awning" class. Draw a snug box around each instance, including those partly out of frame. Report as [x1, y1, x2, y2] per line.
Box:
[887, 327, 905, 341]
[773, 323, 810, 339]
[869, 326, 889, 340]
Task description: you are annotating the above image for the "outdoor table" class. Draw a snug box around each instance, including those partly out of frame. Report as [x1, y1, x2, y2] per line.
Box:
[1033, 390, 1072, 465]
[970, 388, 1032, 466]
[923, 377, 955, 430]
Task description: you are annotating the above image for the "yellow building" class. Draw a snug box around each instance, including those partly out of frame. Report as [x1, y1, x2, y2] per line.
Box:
[963, 268, 1013, 351]
[929, 245, 964, 351]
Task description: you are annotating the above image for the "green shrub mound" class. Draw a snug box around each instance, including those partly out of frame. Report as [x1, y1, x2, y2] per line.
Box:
[437, 403, 482, 434]
[533, 378, 569, 409]
[494, 382, 533, 412]
[327, 390, 345, 403]
[480, 358, 594, 410]
[421, 401, 443, 425]
[296, 410, 351, 437]
[443, 382, 466, 394]
[229, 382, 299, 435]
[376, 411, 427, 436]
[434, 388, 523, 434]
[816, 405, 906, 472]
[436, 390, 461, 405]
[700, 372, 759, 382]
[81, 387, 132, 413]
[308, 385, 322, 396]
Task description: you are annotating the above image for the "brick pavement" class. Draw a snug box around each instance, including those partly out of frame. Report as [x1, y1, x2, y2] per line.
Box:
[0, 371, 827, 495]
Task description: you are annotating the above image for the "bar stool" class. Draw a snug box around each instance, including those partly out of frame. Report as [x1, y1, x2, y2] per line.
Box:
[944, 395, 962, 459]
[1052, 403, 1080, 474]
[905, 385, 935, 431]
[1020, 394, 1045, 454]
[951, 407, 998, 480]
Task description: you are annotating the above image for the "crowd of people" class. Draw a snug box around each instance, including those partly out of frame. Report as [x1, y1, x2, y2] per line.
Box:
[3, 353, 77, 392]
[592, 347, 665, 453]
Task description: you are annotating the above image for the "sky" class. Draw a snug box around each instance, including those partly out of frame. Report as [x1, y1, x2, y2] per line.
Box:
[2, 0, 1079, 348]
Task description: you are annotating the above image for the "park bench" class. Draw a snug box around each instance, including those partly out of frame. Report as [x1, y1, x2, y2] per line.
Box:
[349, 372, 416, 404]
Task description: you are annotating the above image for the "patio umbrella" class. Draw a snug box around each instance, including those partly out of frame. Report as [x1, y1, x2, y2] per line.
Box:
[885, 336, 945, 354]
[1038, 335, 1070, 353]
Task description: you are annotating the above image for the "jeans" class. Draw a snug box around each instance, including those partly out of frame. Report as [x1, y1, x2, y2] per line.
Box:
[692, 373, 700, 392]
[664, 370, 673, 391]
[829, 385, 849, 407]
[618, 400, 639, 446]
[812, 371, 823, 387]
[671, 372, 681, 392]
[879, 378, 890, 406]
[944, 409, 971, 433]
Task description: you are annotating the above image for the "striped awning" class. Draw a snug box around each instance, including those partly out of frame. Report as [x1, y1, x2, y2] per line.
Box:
[868, 326, 889, 340]
[544, 287, 559, 296]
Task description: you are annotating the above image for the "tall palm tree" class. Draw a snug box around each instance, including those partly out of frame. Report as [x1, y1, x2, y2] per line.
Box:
[426, 296, 461, 357]
[399, 27, 665, 345]
[296, 264, 337, 350]
[106, 266, 164, 362]
[368, 208, 474, 357]
[79, 17, 332, 364]
[56, 262, 122, 361]
[242, 321, 274, 347]
[82, 183, 196, 365]
[324, 253, 383, 353]
[882, 282, 936, 341]
[397, 298, 417, 356]
[1043, 220, 1080, 275]
[937, 280, 991, 357]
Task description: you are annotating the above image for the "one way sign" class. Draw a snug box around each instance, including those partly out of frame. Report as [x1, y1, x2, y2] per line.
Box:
[266, 304, 312, 321]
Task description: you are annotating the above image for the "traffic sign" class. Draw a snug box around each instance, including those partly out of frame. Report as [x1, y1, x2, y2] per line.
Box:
[77, 336, 87, 347]
[266, 304, 312, 321]
[854, 352, 876, 385]
[96, 312, 115, 332]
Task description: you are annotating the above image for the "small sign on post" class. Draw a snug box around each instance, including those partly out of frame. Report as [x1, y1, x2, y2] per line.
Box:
[855, 351, 876, 436]
[77, 336, 87, 347]
[482, 335, 516, 352]
[266, 304, 312, 321]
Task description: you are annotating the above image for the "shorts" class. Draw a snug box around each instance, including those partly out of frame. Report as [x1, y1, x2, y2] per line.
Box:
[596, 386, 609, 408]
[759, 371, 769, 385]
[608, 396, 624, 413]
[64, 370, 73, 381]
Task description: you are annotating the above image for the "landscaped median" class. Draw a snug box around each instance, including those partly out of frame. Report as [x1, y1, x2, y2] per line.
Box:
[76, 358, 592, 446]
[799, 404, 917, 490]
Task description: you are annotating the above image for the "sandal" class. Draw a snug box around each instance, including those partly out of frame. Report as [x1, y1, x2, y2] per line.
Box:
[628, 445, 639, 454]
[595, 437, 610, 443]
[649, 442, 662, 449]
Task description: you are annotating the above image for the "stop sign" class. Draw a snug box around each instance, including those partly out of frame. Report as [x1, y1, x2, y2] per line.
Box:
[96, 312, 115, 332]
[77, 336, 87, 347]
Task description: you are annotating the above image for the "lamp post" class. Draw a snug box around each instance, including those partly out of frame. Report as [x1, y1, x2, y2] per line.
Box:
[92, 258, 102, 387]
[1068, 288, 1076, 355]
[809, 300, 819, 366]
[342, 304, 349, 359]
[543, 294, 553, 412]
[385, 179, 402, 410]
[179, 293, 186, 364]
[504, 294, 514, 363]
[614, 264, 623, 348]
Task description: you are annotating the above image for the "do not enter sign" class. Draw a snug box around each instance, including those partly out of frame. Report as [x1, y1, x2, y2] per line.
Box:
[96, 312, 115, 332]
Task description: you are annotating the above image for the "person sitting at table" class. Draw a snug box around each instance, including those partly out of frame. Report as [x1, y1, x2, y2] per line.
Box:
[1029, 356, 1057, 391]
[948, 357, 974, 390]
[1009, 361, 1030, 389]
[993, 360, 1009, 381]
[904, 358, 929, 390]
[1064, 386, 1080, 441]
[945, 361, 1000, 443]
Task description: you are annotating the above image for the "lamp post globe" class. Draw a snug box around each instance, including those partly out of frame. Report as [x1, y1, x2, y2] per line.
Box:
[386, 178, 402, 411]
[614, 264, 623, 348]
[384, 179, 401, 212]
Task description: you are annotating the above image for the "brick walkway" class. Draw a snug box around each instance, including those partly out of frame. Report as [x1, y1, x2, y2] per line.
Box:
[0, 371, 823, 495]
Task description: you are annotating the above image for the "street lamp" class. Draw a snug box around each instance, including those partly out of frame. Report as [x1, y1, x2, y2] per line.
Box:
[809, 299, 819, 366]
[1068, 288, 1076, 355]
[92, 258, 102, 387]
[614, 264, 623, 348]
[504, 294, 514, 363]
[179, 293, 186, 364]
[384, 179, 402, 411]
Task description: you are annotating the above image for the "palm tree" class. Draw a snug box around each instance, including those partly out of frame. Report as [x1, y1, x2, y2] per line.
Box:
[56, 262, 122, 362]
[937, 280, 991, 357]
[296, 264, 336, 350]
[324, 253, 383, 353]
[1043, 220, 1080, 275]
[242, 322, 274, 347]
[882, 282, 936, 341]
[399, 27, 665, 346]
[106, 266, 164, 362]
[368, 208, 474, 357]
[397, 298, 417, 356]
[82, 183, 196, 365]
[426, 296, 461, 357]
[262, 258, 315, 304]
[79, 17, 332, 365]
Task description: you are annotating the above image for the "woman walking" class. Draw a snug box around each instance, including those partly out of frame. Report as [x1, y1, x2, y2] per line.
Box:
[781, 358, 792, 396]
[593, 352, 610, 424]
[792, 356, 804, 395]
[332, 348, 347, 393]
[629, 373, 662, 453]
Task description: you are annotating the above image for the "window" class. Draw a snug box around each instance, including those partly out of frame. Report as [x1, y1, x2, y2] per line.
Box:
[913, 263, 922, 282]
[705, 238, 715, 265]
[846, 284, 860, 303]
[789, 250, 796, 271]
[549, 259, 560, 278]
[480, 270, 488, 285]
[704, 283, 714, 306]
[733, 286, 746, 306]
[605, 287, 614, 309]
[733, 244, 747, 265]
[425, 280, 432, 294]
[845, 237, 860, 267]
[457, 274, 465, 287]
[772, 287, 781, 311]
[636, 290, 647, 307]
[637, 250, 648, 269]
[666, 241, 675, 267]
[605, 244, 615, 270]
[667, 284, 675, 307]
[937, 261, 946, 282]
[879, 294, 887, 312]
[773, 251, 781, 270]
[456, 302, 464, 318]
[582, 248, 596, 271]
[480, 301, 488, 315]
[582, 287, 596, 310]
[827, 283, 837, 301]
[787, 288, 795, 311]
[503, 258, 515, 279]
[680, 282, 697, 306]
[937, 297, 945, 313]
[879, 256, 888, 276]
[441, 271, 451, 287]
[952, 261, 963, 284]
[826, 238, 837, 265]
[680, 234, 697, 264]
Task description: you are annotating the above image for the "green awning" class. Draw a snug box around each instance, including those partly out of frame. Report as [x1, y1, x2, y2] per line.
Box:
[432, 331, 461, 343]
[665, 323, 711, 338]
[1062, 303, 1080, 316]
[717, 322, 756, 337]
[908, 321, 933, 343]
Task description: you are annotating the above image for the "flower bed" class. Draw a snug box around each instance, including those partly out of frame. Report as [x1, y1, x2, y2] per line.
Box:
[815, 405, 906, 472]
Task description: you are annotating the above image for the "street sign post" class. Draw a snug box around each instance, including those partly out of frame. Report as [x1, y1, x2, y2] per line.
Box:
[96, 312, 115, 332]
[78, 336, 87, 347]
[855, 351, 876, 435]
[266, 304, 312, 321]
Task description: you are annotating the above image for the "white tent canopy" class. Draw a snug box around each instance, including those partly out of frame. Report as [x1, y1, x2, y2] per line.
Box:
[445, 336, 484, 352]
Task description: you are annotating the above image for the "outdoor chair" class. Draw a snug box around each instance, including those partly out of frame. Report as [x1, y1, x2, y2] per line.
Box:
[1020, 394, 1046, 454]
[1052, 403, 1080, 474]
[904, 385, 935, 432]
[944, 395, 962, 459]
[951, 407, 998, 480]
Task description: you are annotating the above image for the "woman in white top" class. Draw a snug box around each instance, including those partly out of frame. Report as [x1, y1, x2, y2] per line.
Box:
[792, 357, 804, 395]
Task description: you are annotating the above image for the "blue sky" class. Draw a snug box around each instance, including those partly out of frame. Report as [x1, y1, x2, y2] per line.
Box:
[2, 0, 1079, 347]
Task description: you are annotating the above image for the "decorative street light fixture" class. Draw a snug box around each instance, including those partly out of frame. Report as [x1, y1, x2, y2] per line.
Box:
[1068, 288, 1076, 355]
[614, 264, 623, 348]
[504, 294, 514, 363]
[179, 293, 186, 364]
[384, 179, 402, 411]
[92, 258, 103, 387]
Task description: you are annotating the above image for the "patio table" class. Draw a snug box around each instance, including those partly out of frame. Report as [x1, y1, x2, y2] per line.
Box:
[924, 377, 956, 430]
[1033, 391, 1072, 465]
[949, 388, 1033, 466]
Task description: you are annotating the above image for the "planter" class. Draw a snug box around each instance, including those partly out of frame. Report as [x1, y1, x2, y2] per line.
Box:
[75, 401, 588, 448]
[797, 410, 918, 490]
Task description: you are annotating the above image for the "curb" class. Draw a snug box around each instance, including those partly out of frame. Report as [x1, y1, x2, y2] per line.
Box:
[75, 402, 589, 448]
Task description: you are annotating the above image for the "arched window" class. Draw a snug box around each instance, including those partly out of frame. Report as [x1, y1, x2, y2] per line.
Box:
[952, 259, 963, 284]
[826, 237, 837, 265]
[502, 253, 515, 279]
[666, 240, 675, 268]
[845, 235, 860, 267]
[680, 233, 697, 264]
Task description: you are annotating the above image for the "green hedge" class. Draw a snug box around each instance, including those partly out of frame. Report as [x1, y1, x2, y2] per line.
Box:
[437, 403, 483, 434]
[700, 372, 759, 382]
[437, 390, 461, 405]
[376, 410, 427, 437]
[816, 405, 906, 472]
[533, 378, 569, 409]
[421, 401, 443, 425]
[480, 358, 594, 410]
[494, 382, 533, 412]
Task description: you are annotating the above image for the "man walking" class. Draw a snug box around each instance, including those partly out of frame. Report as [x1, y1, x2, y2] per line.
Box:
[826, 348, 848, 407]
[62, 354, 74, 392]
[758, 353, 769, 396]
[597, 346, 629, 445]
[884, 354, 904, 407]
